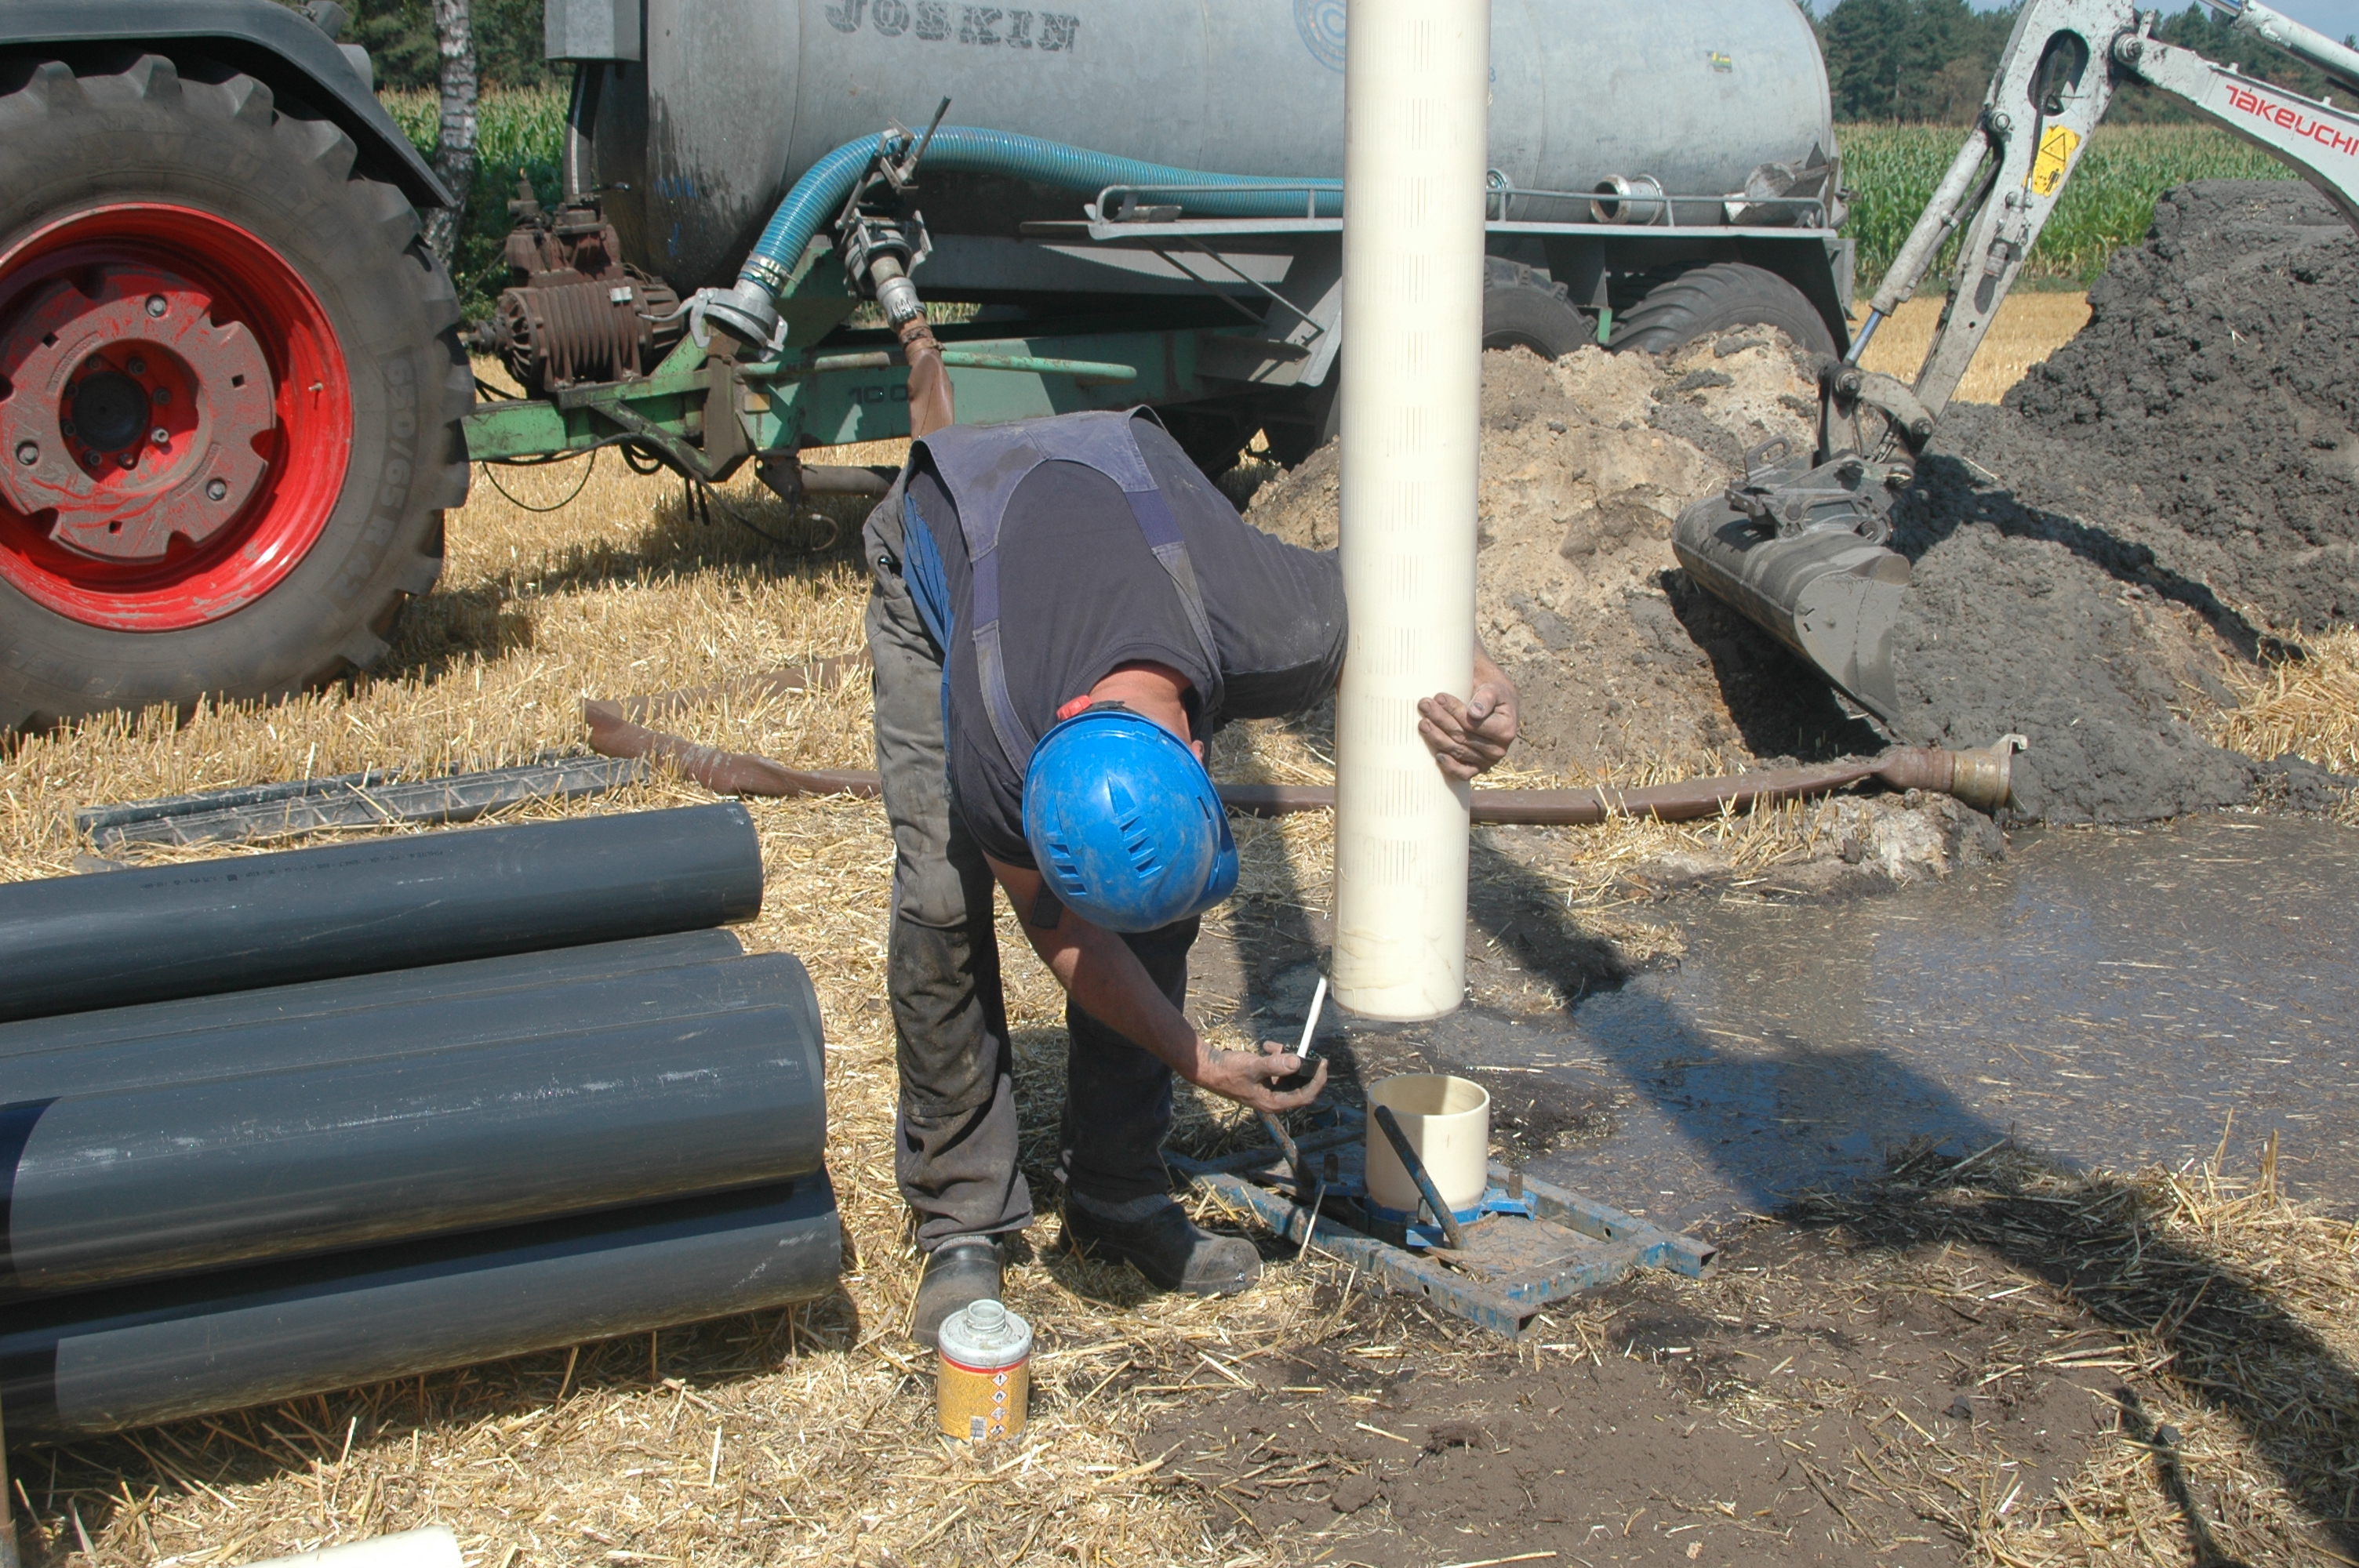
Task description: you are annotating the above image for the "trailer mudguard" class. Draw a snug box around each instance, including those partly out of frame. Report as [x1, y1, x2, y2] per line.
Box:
[0, 0, 449, 209]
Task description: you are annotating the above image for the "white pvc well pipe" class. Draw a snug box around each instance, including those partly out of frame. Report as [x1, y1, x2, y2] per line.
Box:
[246, 1526, 463, 1568]
[1331, 0, 1490, 1021]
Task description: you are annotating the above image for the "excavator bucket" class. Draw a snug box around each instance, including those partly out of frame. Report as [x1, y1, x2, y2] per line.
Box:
[1670, 443, 1912, 729]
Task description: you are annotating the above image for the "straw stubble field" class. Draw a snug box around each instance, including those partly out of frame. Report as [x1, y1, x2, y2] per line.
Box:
[2, 368, 2357, 1564]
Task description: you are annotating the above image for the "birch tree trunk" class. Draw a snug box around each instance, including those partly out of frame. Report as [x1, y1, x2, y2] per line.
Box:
[423, 0, 478, 267]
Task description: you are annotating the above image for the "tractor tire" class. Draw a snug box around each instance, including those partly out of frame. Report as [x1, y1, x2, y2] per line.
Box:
[1610, 262, 1840, 358]
[0, 53, 471, 729]
[1481, 257, 1596, 357]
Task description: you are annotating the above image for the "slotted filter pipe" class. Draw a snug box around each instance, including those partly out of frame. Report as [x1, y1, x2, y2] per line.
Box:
[0, 953, 827, 1297]
[0, 804, 764, 1022]
[0, 1178, 840, 1438]
[1331, 0, 1489, 1022]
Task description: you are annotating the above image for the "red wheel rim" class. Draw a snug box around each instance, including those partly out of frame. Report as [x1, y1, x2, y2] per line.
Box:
[0, 205, 351, 632]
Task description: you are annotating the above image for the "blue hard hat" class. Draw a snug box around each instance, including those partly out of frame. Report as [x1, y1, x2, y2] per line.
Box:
[1023, 706, 1239, 933]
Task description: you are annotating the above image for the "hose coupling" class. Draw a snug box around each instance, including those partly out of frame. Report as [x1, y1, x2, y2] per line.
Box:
[870, 261, 925, 331]
[1948, 733, 2026, 812]
[703, 278, 782, 352]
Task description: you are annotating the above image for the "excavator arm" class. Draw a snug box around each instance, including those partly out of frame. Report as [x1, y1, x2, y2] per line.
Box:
[1864, 0, 2359, 422]
[1671, 0, 2359, 729]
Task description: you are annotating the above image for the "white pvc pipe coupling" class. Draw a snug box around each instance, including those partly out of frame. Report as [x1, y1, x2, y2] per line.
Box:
[1332, 0, 1492, 1022]
[245, 1527, 463, 1568]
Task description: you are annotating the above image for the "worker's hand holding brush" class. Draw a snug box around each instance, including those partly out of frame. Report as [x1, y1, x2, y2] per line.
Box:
[1198, 1040, 1327, 1112]
[1200, 972, 1331, 1115]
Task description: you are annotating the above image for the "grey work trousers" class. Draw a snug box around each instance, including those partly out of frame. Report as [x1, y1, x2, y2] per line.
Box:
[863, 492, 1197, 1251]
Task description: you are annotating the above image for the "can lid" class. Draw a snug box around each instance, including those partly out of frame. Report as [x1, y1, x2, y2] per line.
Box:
[939, 1297, 1032, 1369]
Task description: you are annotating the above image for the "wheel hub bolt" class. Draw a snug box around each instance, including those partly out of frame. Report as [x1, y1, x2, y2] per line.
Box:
[13, 441, 35, 466]
[59, 419, 75, 437]
[205, 477, 228, 501]
[82, 451, 100, 469]
[85, 355, 106, 372]
[150, 427, 169, 445]
[151, 387, 171, 406]
[118, 452, 136, 469]
[144, 295, 168, 318]
[126, 358, 147, 376]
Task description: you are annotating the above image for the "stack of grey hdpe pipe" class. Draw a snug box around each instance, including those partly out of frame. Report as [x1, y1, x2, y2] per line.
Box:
[0, 804, 838, 1439]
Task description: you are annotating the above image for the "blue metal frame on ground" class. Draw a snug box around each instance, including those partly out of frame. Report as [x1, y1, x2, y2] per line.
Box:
[1166, 1105, 1716, 1339]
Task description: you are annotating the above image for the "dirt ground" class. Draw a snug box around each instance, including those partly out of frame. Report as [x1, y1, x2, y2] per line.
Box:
[2, 184, 2357, 1566]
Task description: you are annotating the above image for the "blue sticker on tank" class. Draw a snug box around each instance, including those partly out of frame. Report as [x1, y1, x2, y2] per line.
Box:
[1293, 0, 1346, 72]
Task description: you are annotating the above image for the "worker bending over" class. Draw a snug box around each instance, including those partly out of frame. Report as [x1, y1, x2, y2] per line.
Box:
[866, 406, 1518, 1345]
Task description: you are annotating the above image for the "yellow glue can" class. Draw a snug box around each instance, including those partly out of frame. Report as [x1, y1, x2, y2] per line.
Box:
[936, 1298, 1031, 1443]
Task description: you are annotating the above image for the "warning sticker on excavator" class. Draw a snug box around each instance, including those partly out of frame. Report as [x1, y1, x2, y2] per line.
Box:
[2030, 125, 2081, 197]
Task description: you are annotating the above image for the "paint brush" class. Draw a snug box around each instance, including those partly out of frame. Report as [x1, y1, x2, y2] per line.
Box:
[1294, 973, 1329, 1063]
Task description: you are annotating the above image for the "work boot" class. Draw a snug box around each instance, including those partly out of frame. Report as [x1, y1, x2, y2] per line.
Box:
[1063, 1193, 1262, 1295]
[911, 1236, 1002, 1350]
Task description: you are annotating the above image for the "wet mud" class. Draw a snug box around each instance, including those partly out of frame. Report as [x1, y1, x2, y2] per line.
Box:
[1439, 814, 2353, 1230]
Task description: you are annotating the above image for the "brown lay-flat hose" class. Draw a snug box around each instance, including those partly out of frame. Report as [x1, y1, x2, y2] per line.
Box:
[586, 698, 2020, 820]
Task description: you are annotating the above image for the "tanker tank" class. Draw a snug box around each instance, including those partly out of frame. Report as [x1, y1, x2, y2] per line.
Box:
[581, 0, 1837, 296]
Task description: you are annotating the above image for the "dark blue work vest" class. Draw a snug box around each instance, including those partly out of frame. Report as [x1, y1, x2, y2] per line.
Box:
[899, 408, 1221, 771]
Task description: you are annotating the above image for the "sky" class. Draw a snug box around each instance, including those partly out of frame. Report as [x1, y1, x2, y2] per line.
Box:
[1826, 0, 2359, 42]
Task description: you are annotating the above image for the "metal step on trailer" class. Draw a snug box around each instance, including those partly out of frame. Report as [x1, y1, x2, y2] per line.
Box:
[1166, 1105, 1717, 1338]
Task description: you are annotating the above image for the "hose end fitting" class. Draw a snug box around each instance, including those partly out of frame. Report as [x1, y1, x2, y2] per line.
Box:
[705, 278, 782, 351]
[874, 271, 924, 330]
[1948, 733, 2026, 812]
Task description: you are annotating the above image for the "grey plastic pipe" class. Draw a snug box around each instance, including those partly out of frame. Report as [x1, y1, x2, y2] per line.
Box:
[0, 804, 764, 1022]
[0, 931, 745, 1073]
[0, 1178, 840, 1438]
[0, 955, 827, 1296]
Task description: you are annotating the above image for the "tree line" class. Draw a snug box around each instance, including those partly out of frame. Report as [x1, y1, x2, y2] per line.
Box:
[293, 0, 554, 89]
[1810, 0, 2353, 122]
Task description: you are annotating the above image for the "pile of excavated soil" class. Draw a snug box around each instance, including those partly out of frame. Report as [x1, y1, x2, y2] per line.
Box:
[1896, 179, 2359, 822]
[1241, 334, 1887, 780]
[1241, 179, 2355, 826]
[1978, 180, 2359, 632]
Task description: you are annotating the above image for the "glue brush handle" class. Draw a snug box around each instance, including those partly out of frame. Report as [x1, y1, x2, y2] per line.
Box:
[1294, 975, 1329, 1062]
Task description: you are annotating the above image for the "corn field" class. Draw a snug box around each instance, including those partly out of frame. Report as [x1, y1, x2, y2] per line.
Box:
[1838, 121, 2295, 291]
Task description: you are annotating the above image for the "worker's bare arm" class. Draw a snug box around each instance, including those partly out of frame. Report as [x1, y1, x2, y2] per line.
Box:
[1418, 639, 1520, 781]
[986, 855, 1328, 1113]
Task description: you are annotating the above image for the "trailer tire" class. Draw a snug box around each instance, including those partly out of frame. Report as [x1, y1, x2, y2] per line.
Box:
[1482, 258, 1596, 358]
[0, 53, 470, 730]
[1610, 262, 1838, 358]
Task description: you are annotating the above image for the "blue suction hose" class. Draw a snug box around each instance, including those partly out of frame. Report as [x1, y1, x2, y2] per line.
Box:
[704, 126, 1343, 344]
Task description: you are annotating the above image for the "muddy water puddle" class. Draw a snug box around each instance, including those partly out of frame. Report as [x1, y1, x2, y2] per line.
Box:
[1343, 813, 2357, 1229]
